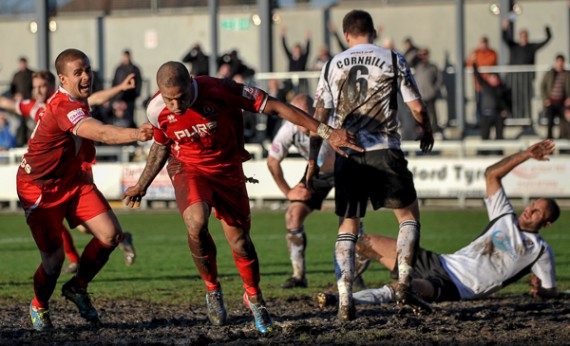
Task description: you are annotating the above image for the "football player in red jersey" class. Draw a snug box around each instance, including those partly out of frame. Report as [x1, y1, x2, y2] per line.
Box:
[122, 61, 361, 333]
[1, 70, 139, 272]
[17, 49, 153, 332]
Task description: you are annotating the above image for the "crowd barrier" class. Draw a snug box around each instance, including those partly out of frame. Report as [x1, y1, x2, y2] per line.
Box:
[1, 139, 569, 210]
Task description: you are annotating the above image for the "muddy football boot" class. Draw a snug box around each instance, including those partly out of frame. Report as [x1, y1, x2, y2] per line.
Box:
[118, 232, 136, 266]
[29, 304, 54, 332]
[243, 292, 273, 334]
[206, 289, 227, 326]
[62, 282, 100, 324]
[281, 276, 308, 289]
[395, 285, 433, 315]
[316, 292, 337, 309]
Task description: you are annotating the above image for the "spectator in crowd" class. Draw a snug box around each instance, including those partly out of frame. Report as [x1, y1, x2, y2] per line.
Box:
[311, 46, 333, 71]
[10, 56, 35, 146]
[280, 26, 311, 93]
[466, 36, 498, 126]
[0, 112, 16, 151]
[403, 37, 421, 69]
[414, 48, 444, 137]
[216, 49, 255, 81]
[264, 79, 291, 141]
[10, 56, 34, 100]
[473, 63, 511, 140]
[182, 43, 210, 76]
[540, 54, 570, 139]
[381, 37, 395, 50]
[102, 100, 134, 129]
[216, 63, 232, 79]
[501, 17, 551, 121]
[112, 49, 143, 127]
[328, 21, 348, 52]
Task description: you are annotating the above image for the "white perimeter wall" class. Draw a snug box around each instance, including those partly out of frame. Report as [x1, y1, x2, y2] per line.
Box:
[2, 156, 569, 209]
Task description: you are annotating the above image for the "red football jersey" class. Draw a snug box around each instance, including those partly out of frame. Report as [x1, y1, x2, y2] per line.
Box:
[15, 99, 45, 122]
[146, 77, 267, 173]
[17, 88, 96, 185]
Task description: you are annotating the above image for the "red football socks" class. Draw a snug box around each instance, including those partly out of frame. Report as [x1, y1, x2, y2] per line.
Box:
[75, 237, 115, 288]
[32, 264, 58, 309]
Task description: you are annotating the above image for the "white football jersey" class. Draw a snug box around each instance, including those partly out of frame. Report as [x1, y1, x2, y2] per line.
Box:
[440, 188, 556, 300]
[314, 43, 421, 152]
[268, 120, 335, 173]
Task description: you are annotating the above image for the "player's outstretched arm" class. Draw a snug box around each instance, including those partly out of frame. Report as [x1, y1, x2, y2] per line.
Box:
[0, 96, 17, 114]
[87, 73, 136, 106]
[485, 139, 555, 197]
[75, 118, 153, 145]
[263, 97, 363, 157]
[406, 99, 434, 153]
[122, 141, 171, 208]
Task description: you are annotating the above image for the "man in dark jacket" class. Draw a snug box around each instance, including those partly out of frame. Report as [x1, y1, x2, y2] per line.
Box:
[473, 63, 511, 140]
[540, 55, 570, 139]
[112, 50, 142, 127]
[182, 43, 210, 76]
[501, 17, 551, 121]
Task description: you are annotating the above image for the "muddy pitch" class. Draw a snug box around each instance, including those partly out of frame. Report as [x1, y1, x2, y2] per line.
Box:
[2, 293, 570, 345]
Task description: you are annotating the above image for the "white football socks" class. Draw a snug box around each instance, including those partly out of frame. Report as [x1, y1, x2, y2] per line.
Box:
[335, 233, 358, 306]
[286, 227, 306, 280]
[397, 220, 420, 287]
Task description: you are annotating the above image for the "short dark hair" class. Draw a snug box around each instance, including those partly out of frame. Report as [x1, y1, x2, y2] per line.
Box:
[342, 10, 375, 38]
[55, 49, 89, 75]
[544, 198, 560, 224]
[555, 54, 565, 62]
[157, 61, 192, 88]
[32, 70, 56, 86]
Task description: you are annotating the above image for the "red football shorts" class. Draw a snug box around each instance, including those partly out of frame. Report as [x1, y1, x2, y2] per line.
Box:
[167, 161, 251, 231]
[17, 175, 111, 253]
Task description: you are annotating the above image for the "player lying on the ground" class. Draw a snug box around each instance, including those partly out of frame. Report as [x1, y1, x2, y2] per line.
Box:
[319, 139, 560, 310]
[0, 70, 137, 272]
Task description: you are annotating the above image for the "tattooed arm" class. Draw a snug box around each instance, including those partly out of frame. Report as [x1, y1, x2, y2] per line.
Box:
[485, 139, 555, 197]
[122, 142, 171, 208]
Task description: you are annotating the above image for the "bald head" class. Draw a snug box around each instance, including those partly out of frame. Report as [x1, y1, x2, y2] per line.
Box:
[157, 61, 192, 88]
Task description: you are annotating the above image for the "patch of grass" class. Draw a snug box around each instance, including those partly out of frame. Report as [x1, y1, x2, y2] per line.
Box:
[0, 206, 568, 305]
